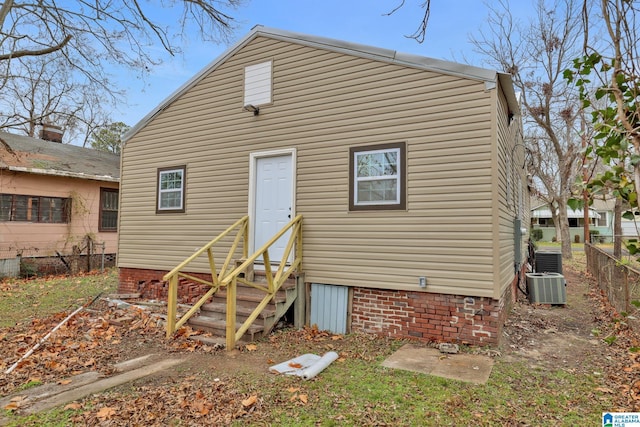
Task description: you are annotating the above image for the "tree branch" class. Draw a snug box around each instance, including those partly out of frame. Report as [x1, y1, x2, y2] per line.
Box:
[0, 35, 72, 61]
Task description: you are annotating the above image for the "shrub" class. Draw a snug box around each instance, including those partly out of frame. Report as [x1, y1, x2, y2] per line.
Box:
[20, 259, 38, 278]
[531, 228, 543, 241]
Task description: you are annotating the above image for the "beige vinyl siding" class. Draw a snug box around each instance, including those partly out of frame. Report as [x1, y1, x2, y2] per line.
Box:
[494, 85, 524, 299]
[120, 36, 498, 297]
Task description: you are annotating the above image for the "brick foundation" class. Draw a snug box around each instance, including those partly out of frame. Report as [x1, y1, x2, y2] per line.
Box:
[118, 267, 213, 304]
[121, 266, 522, 346]
[351, 274, 517, 346]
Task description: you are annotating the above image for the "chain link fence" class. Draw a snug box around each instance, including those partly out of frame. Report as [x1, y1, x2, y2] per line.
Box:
[0, 237, 115, 278]
[585, 242, 640, 329]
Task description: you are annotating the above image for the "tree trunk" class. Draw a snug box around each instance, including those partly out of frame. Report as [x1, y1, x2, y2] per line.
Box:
[614, 198, 622, 259]
[556, 198, 573, 259]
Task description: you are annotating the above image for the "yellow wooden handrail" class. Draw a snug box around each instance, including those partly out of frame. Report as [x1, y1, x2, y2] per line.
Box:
[222, 215, 303, 285]
[164, 214, 303, 350]
[163, 216, 248, 282]
[164, 216, 249, 337]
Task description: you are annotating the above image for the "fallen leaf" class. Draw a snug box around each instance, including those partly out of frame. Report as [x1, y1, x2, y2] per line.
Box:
[245, 344, 257, 351]
[288, 362, 303, 369]
[242, 395, 258, 407]
[287, 387, 300, 393]
[96, 406, 116, 420]
[64, 402, 82, 410]
[4, 402, 19, 411]
[299, 394, 308, 404]
[58, 379, 72, 385]
[595, 387, 614, 394]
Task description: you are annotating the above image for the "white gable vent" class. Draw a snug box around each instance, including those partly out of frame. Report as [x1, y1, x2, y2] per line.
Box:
[244, 61, 272, 107]
[526, 272, 566, 305]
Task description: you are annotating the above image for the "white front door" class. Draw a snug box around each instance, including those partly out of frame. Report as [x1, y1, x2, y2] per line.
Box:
[252, 153, 294, 263]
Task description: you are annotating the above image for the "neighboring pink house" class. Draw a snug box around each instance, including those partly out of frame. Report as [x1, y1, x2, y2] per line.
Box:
[0, 127, 120, 276]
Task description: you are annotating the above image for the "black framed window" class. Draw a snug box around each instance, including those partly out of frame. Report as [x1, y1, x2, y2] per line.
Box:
[99, 188, 119, 231]
[0, 194, 70, 223]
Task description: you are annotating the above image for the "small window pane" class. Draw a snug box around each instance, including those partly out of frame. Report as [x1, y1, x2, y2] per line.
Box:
[160, 191, 182, 208]
[357, 152, 398, 178]
[0, 195, 11, 221]
[30, 197, 38, 221]
[51, 198, 63, 223]
[14, 196, 29, 221]
[161, 172, 183, 190]
[40, 197, 52, 223]
[357, 179, 398, 203]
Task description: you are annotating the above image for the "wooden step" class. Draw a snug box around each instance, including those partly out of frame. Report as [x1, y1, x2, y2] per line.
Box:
[200, 302, 277, 321]
[212, 279, 295, 305]
[187, 315, 264, 342]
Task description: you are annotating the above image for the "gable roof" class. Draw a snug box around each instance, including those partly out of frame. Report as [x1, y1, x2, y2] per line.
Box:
[0, 131, 120, 182]
[124, 25, 520, 143]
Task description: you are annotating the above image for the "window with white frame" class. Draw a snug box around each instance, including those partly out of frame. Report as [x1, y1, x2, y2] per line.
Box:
[244, 61, 272, 107]
[349, 142, 406, 211]
[157, 166, 186, 213]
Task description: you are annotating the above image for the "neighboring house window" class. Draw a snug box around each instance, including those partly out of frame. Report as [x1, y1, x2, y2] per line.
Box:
[349, 142, 406, 211]
[0, 194, 70, 223]
[244, 61, 272, 107]
[99, 188, 119, 231]
[596, 211, 608, 227]
[157, 166, 186, 213]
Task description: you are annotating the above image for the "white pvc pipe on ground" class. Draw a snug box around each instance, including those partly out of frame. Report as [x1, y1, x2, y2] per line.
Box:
[301, 351, 339, 380]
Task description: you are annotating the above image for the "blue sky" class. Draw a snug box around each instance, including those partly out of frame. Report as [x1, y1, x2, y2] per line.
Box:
[113, 1, 535, 127]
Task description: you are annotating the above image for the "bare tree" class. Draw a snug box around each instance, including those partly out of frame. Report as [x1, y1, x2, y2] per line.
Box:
[0, 0, 243, 142]
[385, 0, 432, 43]
[0, 54, 113, 143]
[470, 0, 585, 259]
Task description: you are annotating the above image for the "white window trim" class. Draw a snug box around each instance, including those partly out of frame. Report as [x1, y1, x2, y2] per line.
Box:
[158, 167, 185, 211]
[353, 147, 401, 206]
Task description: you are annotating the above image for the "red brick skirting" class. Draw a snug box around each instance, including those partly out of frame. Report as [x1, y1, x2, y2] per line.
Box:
[121, 266, 521, 345]
[351, 270, 519, 346]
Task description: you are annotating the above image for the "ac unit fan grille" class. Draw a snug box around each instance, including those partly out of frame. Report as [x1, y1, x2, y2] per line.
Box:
[535, 251, 562, 274]
[526, 272, 566, 304]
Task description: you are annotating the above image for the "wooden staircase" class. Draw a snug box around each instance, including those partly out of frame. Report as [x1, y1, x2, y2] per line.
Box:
[186, 272, 298, 342]
[163, 215, 303, 349]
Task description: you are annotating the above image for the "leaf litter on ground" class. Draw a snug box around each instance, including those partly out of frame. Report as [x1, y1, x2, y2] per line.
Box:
[2, 258, 640, 424]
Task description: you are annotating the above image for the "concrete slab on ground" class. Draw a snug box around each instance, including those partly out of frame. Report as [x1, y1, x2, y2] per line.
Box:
[381, 343, 494, 384]
[0, 354, 183, 425]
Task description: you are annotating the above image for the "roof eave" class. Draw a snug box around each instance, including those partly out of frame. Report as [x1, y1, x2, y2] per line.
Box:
[5, 166, 119, 182]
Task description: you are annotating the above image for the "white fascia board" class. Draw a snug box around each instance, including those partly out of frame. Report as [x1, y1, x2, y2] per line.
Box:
[7, 166, 119, 182]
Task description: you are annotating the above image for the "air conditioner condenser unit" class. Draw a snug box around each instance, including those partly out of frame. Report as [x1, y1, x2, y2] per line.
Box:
[526, 272, 566, 305]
